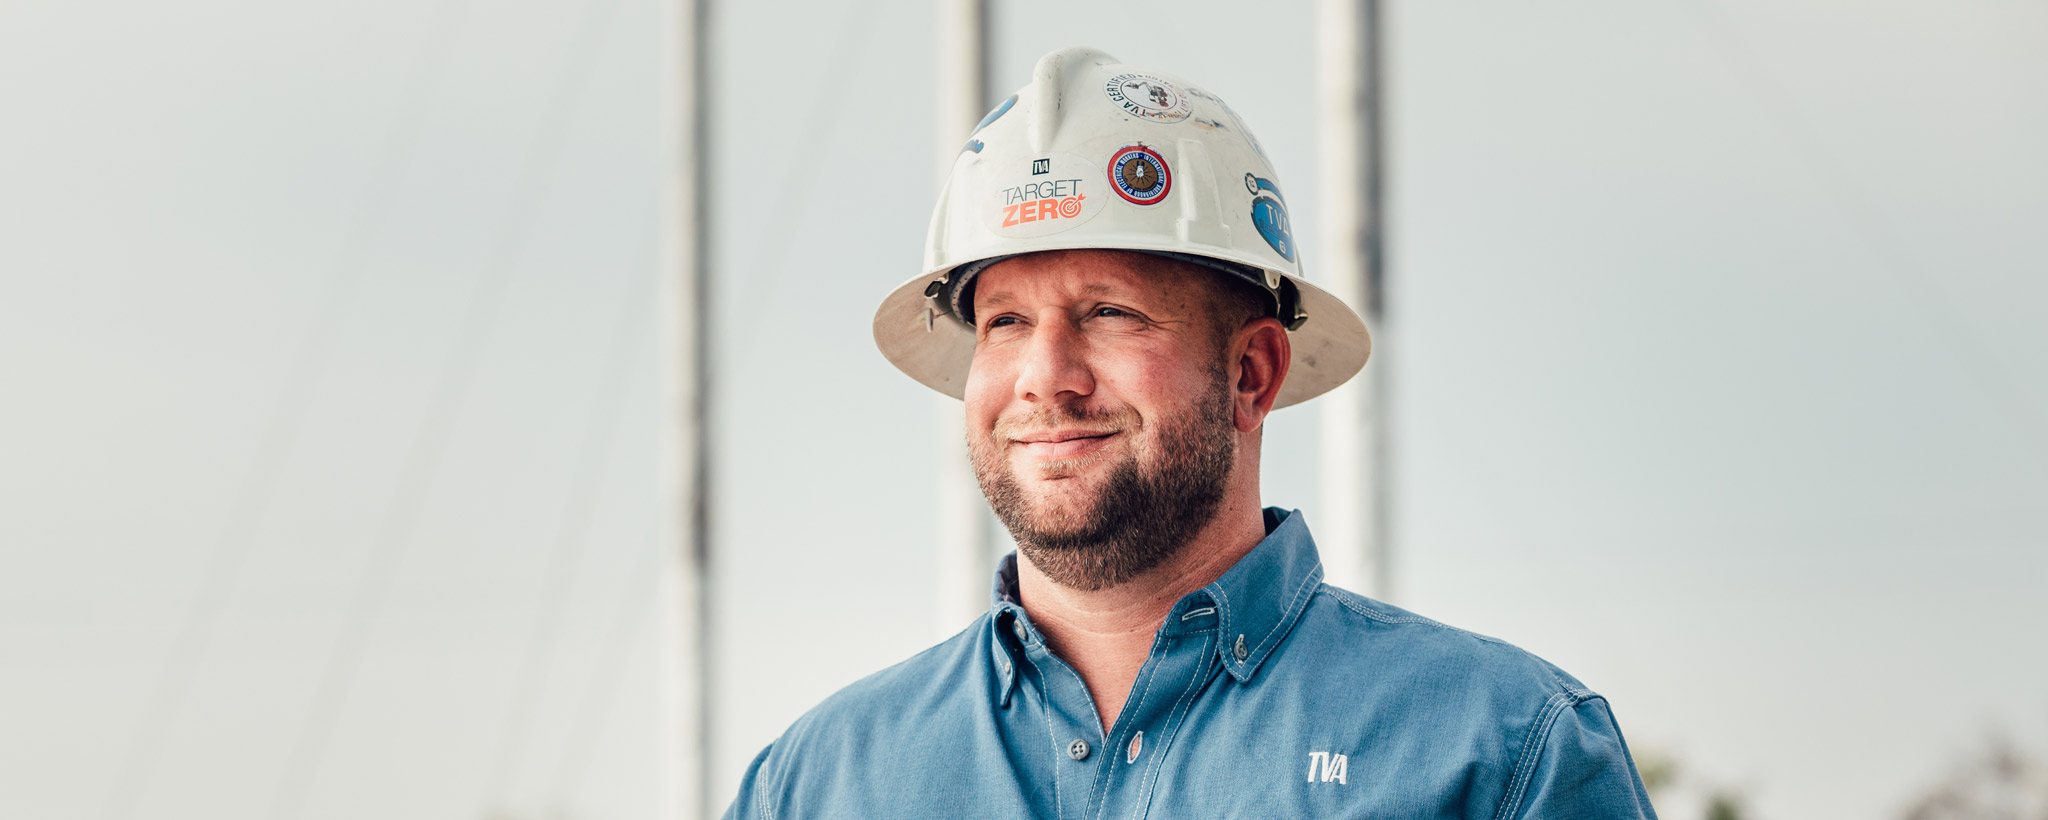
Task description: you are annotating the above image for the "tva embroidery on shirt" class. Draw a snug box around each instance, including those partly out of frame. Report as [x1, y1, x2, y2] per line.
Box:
[1306, 751, 1349, 784]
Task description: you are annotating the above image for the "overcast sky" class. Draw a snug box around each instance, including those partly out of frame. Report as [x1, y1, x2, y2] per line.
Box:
[2, 1, 2043, 819]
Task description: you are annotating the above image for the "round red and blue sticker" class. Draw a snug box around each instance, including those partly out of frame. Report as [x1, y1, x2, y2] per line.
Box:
[1107, 145, 1170, 205]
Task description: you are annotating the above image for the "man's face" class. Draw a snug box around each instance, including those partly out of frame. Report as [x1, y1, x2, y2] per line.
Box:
[964, 250, 1240, 591]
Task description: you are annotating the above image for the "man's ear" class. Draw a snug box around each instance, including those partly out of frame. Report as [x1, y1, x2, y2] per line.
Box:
[1232, 317, 1290, 432]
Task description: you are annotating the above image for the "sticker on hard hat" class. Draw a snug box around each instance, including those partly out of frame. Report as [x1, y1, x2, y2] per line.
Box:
[962, 95, 1015, 155]
[973, 94, 1017, 135]
[1104, 73, 1192, 123]
[982, 152, 1104, 238]
[1109, 145, 1171, 206]
[1246, 173, 1294, 262]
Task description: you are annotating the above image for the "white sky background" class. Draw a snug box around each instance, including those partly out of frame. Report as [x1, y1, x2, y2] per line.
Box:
[0, 1, 2043, 819]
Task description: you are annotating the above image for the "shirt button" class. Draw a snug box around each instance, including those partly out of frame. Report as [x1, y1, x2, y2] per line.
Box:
[1234, 634, 1249, 661]
[1067, 739, 1091, 761]
[1013, 620, 1030, 643]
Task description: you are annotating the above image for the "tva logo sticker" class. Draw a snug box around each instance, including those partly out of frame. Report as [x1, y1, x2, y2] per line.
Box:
[1247, 173, 1293, 262]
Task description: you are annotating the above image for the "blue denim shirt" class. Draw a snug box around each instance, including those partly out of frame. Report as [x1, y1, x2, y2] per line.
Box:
[725, 509, 1658, 819]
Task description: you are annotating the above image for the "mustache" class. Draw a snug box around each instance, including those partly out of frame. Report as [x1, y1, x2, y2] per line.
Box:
[991, 404, 1141, 441]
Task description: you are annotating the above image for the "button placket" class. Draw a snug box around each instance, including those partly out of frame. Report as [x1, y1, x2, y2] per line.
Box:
[998, 657, 1015, 708]
[1022, 609, 1226, 820]
[1091, 631, 1224, 820]
[1021, 641, 1107, 820]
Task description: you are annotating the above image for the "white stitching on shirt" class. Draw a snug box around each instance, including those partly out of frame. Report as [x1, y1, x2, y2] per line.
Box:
[1090, 633, 1170, 817]
[1324, 586, 1510, 645]
[1321, 585, 1602, 818]
[1210, 560, 1324, 681]
[1491, 691, 1578, 820]
[1244, 563, 1323, 667]
[1210, 584, 1235, 651]
[1038, 666, 1065, 820]
[1051, 655, 1106, 752]
[1130, 633, 1216, 820]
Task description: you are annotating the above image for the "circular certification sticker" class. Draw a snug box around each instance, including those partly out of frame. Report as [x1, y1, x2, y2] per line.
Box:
[1104, 73, 1192, 123]
[1108, 145, 1171, 206]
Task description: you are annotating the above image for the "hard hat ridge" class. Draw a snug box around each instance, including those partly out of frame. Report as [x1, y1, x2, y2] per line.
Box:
[1025, 47, 1087, 154]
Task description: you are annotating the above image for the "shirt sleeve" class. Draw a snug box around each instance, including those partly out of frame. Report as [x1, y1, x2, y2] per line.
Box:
[1502, 695, 1659, 820]
[721, 743, 776, 820]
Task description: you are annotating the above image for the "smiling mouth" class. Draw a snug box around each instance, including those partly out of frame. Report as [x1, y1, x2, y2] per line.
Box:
[1012, 430, 1118, 459]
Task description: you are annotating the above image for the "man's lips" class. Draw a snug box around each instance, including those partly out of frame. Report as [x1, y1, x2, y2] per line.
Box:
[1010, 429, 1118, 459]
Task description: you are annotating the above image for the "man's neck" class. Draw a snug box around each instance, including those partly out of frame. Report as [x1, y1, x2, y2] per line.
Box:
[1013, 495, 1268, 733]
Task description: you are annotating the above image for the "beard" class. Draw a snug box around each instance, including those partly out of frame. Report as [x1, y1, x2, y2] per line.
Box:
[968, 371, 1237, 592]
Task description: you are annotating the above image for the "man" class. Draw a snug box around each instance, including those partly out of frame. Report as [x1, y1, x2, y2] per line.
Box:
[725, 47, 1658, 819]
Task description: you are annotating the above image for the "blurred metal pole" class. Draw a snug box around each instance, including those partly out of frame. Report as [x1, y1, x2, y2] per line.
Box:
[659, 0, 710, 815]
[1316, 0, 1391, 599]
[934, 0, 993, 638]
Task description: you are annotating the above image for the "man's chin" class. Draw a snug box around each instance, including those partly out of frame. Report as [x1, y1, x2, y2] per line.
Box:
[1012, 467, 1107, 502]
[1005, 492, 1107, 539]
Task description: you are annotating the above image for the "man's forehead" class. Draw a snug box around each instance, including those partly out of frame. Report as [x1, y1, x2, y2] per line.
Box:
[972, 251, 1189, 307]
[975, 280, 1131, 307]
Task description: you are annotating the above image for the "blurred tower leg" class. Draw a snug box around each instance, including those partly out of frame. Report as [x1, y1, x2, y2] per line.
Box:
[1316, 0, 1391, 599]
[659, 0, 709, 815]
[934, 0, 995, 638]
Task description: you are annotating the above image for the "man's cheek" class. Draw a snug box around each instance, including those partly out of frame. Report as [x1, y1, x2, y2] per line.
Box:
[963, 368, 1015, 429]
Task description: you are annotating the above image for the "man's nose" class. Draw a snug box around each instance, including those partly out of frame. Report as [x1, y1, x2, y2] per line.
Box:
[1013, 315, 1094, 403]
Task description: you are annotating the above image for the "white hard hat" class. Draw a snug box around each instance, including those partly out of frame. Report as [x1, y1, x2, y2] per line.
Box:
[872, 46, 1370, 409]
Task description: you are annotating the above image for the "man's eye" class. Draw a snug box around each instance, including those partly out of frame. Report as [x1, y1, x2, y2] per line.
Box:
[1095, 306, 1130, 318]
[986, 316, 1020, 329]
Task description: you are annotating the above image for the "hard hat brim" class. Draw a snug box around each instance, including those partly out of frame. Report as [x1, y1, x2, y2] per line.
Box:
[871, 260, 1371, 410]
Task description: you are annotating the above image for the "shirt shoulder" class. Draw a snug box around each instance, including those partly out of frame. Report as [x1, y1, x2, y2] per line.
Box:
[1264, 586, 1650, 817]
[1276, 585, 1612, 782]
[1305, 583, 1596, 701]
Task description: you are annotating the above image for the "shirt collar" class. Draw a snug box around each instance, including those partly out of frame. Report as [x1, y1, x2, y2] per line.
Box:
[984, 507, 1326, 700]
[989, 553, 1027, 708]
[1204, 507, 1325, 684]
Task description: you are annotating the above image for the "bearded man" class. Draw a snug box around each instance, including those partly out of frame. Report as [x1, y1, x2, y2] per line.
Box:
[723, 47, 1659, 819]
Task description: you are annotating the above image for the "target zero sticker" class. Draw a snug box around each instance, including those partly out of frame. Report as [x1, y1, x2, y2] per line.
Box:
[1108, 145, 1171, 206]
[984, 152, 1104, 238]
